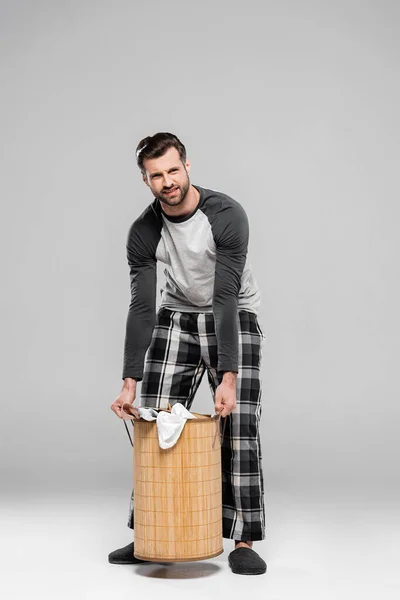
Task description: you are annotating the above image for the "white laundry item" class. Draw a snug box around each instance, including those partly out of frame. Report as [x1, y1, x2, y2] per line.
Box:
[135, 404, 197, 448]
[137, 407, 158, 421]
[156, 403, 197, 449]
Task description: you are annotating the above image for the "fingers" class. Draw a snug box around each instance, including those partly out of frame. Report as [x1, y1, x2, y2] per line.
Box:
[110, 404, 123, 419]
[121, 403, 141, 420]
[215, 384, 236, 418]
[216, 403, 236, 418]
[110, 403, 137, 420]
[215, 405, 227, 418]
[110, 400, 143, 421]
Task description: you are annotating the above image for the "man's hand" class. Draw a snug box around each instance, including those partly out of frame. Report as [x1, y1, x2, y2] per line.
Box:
[110, 378, 140, 420]
[214, 372, 237, 418]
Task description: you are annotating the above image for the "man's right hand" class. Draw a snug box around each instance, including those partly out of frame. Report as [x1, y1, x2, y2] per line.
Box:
[110, 378, 140, 420]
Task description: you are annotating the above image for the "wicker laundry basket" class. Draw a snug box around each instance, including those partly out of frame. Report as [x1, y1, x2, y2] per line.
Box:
[123, 404, 225, 562]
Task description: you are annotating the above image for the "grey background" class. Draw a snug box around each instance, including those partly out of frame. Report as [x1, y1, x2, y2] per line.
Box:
[1, 0, 399, 504]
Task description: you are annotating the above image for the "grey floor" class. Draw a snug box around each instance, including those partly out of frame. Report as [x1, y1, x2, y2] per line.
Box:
[1, 483, 399, 600]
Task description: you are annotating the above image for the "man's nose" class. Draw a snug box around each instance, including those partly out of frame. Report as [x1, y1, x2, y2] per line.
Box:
[164, 176, 174, 188]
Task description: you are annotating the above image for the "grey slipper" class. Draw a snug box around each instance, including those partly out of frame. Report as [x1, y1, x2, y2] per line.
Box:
[108, 542, 149, 565]
[228, 547, 267, 575]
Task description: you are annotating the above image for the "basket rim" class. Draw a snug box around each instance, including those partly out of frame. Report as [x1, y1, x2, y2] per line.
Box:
[134, 410, 218, 423]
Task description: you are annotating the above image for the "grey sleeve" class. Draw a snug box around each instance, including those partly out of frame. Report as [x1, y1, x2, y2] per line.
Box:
[211, 201, 249, 373]
[122, 222, 157, 381]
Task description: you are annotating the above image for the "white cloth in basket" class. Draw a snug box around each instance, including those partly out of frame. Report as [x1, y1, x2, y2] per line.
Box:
[137, 403, 197, 449]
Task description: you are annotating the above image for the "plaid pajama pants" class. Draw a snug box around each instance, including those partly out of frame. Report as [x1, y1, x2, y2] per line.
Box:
[126, 307, 267, 541]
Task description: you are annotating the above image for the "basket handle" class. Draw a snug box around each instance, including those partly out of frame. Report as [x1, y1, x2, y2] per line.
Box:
[120, 402, 140, 447]
[212, 414, 227, 449]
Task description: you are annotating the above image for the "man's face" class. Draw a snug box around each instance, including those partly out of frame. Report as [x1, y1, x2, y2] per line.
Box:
[142, 146, 191, 208]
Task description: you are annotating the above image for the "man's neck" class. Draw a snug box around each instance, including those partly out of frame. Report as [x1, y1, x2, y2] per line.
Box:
[160, 185, 200, 219]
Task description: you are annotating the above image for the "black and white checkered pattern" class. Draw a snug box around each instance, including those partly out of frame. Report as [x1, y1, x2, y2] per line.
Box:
[126, 307, 266, 541]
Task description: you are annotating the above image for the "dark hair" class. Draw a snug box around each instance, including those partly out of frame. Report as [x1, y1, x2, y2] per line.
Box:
[135, 132, 187, 176]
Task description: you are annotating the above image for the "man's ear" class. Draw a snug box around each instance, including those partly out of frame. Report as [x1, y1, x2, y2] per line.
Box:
[142, 174, 149, 187]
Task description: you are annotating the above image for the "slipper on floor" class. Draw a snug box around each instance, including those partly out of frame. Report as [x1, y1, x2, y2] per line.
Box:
[228, 547, 267, 575]
[108, 542, 148, 565]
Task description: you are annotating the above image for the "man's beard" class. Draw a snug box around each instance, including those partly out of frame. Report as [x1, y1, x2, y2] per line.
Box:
[155, 176, 190, 208]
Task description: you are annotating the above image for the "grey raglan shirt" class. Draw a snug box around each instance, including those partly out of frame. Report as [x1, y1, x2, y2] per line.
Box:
[122, 184, 261, 381]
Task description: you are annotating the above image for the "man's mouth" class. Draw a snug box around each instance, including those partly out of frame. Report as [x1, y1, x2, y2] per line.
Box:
[164, 187, 178, 195]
